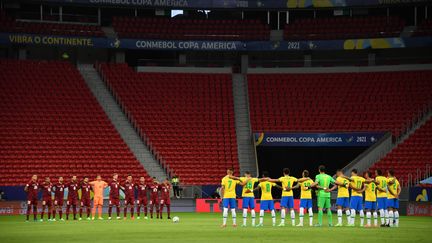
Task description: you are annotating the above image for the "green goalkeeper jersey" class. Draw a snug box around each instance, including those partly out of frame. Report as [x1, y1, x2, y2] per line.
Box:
[315, 173, 335, 198]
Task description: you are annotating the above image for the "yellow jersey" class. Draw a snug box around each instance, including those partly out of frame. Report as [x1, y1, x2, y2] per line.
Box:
[278, 176, 297, 197]
[365, 181, 377, 202]
[299, 179, 313, 199]
[336, 176, 350, 198]
[375, 176, 388, 198]
[259, 181, 275, 200]
[387, 177, 400, 199]
[350, 175, 365, 197]
[221, 176, 239, 199]
[240, 177, 258, 198]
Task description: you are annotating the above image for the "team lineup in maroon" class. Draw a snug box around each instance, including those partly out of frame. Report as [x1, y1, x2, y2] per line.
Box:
[24, 175, 172, 221]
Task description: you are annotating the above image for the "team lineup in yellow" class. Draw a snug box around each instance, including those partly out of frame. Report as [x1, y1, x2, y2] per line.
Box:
[220, 165, 401, 228]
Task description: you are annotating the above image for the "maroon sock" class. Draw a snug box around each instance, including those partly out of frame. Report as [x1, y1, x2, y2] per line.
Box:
[87, 207, 91, 218]
[137, 206, 141, 217]
[150, 205, 153, 217]
[59, 209, 63, 219]
[48, 208, 52, 219]
[72, 205, 77, 219]
[159, 204, 164, 218]
[144, 206, 148, 216]
[26, 205, 31, 220]
[33, 205, 37, 220]
[116, 206, 120, 217]
[108, 206, 112, 217]
[41, 205, 46, 219]
[131, 208, 134, 217]
[167, 205, 171, 218]
[124, 207, 127, 218]
[79, 208, 83, 218]
[53, 208, 56, 219]
[66, 205, 70, 219]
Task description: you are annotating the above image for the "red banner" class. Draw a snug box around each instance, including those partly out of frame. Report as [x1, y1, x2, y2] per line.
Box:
[195, 199, 300, 213]
[406, 202, 432, 216]
[0, 201, 28, 215]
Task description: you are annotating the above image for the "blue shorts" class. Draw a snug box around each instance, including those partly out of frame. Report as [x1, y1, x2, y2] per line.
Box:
[364, 201, 377, 210]
[222, 198, 237, 209]
[336, 197, 350, 208]
[350, 196, 363, 211]
[386, 198, 399, 209]
[300, 199, 312, 209]
[242, 197, 255, 209]
[377, 197, 387, 210]
[280, 196, 294, 209]
[260, 200, 274, 211]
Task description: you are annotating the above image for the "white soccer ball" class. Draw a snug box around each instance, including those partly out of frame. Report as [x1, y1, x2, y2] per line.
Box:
[172, 216, 180, 223]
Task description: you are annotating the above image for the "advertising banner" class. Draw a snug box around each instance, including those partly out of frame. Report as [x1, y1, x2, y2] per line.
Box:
[196, 198, 300, 212]
[406, 202, 432, 216]
[409, 187, 432, 202]
[254, 132, 384, 147]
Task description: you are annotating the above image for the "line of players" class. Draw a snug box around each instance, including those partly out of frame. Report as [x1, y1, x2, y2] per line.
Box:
[24, 173, 172, 221]
[220, 165, 401, 228]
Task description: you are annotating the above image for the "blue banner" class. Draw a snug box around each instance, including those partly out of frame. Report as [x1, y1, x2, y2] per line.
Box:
[254, 132, 384, 147]
[409, 187, 432, 202]
[1, 32, 431, 51]
[9, 0, 429, 9]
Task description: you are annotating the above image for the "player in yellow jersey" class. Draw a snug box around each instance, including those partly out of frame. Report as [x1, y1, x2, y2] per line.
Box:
[363, 172, 378, 227]
[255, 171, 281, 227]
[328, 169, 350, 226]
[220, 168, 240, 227]
[386, 169, 401, 227]
[228, 171, 260, 227]
[343, 169, 366, 226]
[268, 168, 309, 226]
[289, 170, 314, 226]
[374, 169, 388, 226]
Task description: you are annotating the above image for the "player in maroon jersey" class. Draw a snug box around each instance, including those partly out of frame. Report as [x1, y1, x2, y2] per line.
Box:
[79, 176, 92, 220]
[66, 175, 79, 220]
[136, 176, 148, 219]
[24, 175, 39, 221]
[108, 173, 121, 220]
[121, 175, 135, 219]
[159, 178, 172, 219]
[148, 177, 160, 219]
[52, 176, 65, 221]
[40, 177, 53, 221]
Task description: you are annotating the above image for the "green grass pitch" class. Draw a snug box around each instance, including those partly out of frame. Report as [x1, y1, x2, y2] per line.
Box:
[0, 213, 431, 242]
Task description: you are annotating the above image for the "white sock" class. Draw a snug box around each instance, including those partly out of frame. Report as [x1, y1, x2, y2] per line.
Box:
[280, 208, 286, 224]
[223, 208, 228, 225]
[350, 209, 356, 225]
[251, 210, 256, 226]
[373, 211, 378, 226]
[231, 209, 236, 225]
[308, 208, 313, 226]
[242, 209, 247, 225]
[290, 209, 295, 225]
[271, 210, 276, 225]
[388, 211, 394, 226]
[259, 210, 264, 225]
[337, 209, 342, 225]
[359, 210, 364, 226]
[385, 209, 389, 225]
[299, 207, 304, 225]
[366, 211, 371, 226]
[395, 211, 399, 226]
[346, 209, 351, 224]
[379, 209, 385, 225]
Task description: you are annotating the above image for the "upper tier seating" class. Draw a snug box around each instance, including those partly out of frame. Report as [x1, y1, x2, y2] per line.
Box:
[369, 118, 432, 186]
[112, 17, 270, 40]
[0, 60, 148, 186]
[98, 64, 239, 185]
[248, 71, 432, 138]
[0, 11, 104, 37]
[284, 16, 405, 40]
[413, 19, 432, 37]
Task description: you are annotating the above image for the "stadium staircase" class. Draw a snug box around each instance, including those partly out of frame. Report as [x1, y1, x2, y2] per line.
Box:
[78, 64, 168, 181]
[232, 74, 257, 176]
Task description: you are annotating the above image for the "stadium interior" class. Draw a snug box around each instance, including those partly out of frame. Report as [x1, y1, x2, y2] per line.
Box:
[0, 0, 431, 218]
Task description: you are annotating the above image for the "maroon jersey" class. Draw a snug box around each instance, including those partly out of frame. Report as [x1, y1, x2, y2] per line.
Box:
[67, 181, 79, 200]
[25, 180, 39, 200]
[80, 182, 92, 200]
[160, 184, 171, 200]
[149, 184, 159, 199]
[54, 182, 65, 200]
[122, 181, 135, 199]
[137, 183, 147, 199]
[109, 180, 120, 199]
[41, 182, 53, 200]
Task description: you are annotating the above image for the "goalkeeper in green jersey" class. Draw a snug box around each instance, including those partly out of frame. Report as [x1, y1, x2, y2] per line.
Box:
[311, 165, 344, 227]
